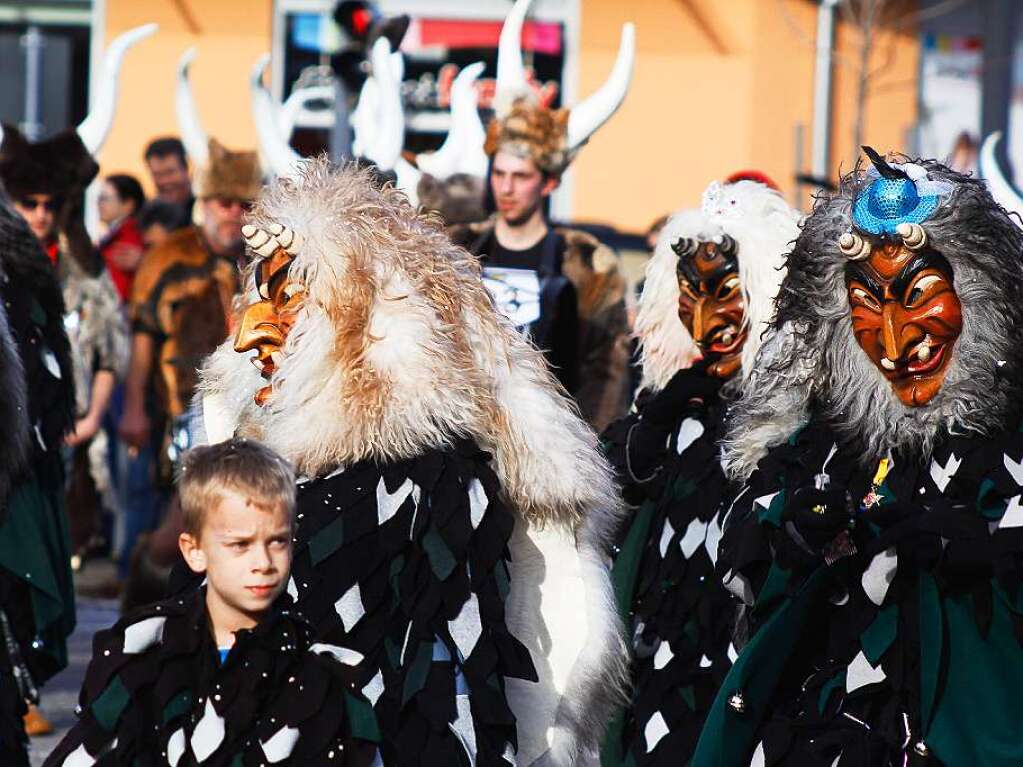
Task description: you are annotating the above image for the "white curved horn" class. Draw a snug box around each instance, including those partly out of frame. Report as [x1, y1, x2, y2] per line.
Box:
[567, 23, 635, 151]
[279, 85, 336, 139]
[416, 62, 486, 180]
[494, 0, 534, 115]
[979, 132, 1023, 226]
[77, 23, 158, 155]
[350, 75, 379, 160]
[365, 38, 405, 171]
[250, 53, 304, 179]
[175, 47, 209, 167]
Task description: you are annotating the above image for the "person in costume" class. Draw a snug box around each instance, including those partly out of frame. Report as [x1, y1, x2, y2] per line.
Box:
[691, 150, 1023, 767]
[198, 159, 627, 765]
[45, 438, 380, 766]
[601, 180, 799, 766]
[0, 196, 76, 762]
[449, 0, 635, 431]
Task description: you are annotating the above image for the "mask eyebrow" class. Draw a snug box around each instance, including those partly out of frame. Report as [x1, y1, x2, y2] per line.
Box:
[891, 251, 953, 297]
[845, 262, 884, 301]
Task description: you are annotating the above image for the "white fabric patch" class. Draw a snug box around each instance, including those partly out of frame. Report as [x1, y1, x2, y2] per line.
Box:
[658, 518, 675, 558]
[190, 698, 225, 762]
[644, 710, 669, 753]
[261, 725, 300, 763]
[449, 593, 483, 660]
[167, 728, 186, 767]
[61, 744, 95, 767]
[377, 476, 417, 526]
[705, 512, 724, 566]
[468, 478, 488, 530]
[753, 492, 780, 511]
[310, 642, 364, 666]
[846, 650, 886, 693]
[122, 616, 167, 654]
[335, 582, 366, 632]
[1000, 495, 1023, 529]
[363, 669, 385, 705]
[750, 741, 766, 767]
[929, 453, 961, 493]
[728, 643, 738, 663]
[699, 654, 712, 668]
[723, 570, 754, 605]
[447, 694, 478, 766]
[679, 517, 709, 559]
[652, 641, 673, 670]
[861, 547, 897, 606]
[286, 576, 298, 600]
[675, 418, 705, 455]
[1005, 454, 1023, 486]
[42, 348, 62, 379]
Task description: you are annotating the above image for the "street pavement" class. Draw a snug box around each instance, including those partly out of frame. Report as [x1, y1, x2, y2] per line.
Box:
[28, 563, 121, 766]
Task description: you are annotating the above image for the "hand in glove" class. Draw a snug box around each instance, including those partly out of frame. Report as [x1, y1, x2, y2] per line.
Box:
[642, 360, 723, 425]
[785, 486, 854, 553]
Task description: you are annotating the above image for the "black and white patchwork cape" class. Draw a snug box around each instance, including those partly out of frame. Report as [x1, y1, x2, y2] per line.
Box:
[602, 370, 738, 765]
[288, 437, 537, 766]
[43, 588, 380, 766]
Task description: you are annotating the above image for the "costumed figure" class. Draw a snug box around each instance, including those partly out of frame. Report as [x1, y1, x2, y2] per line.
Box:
[0, 198, 76, 763]
[449, 0, 635, 431]
[199, 159, 627, 765]
[691, 150, 1023, 767]
[600, 180, 799, 765]
[0, 27, 151, 572]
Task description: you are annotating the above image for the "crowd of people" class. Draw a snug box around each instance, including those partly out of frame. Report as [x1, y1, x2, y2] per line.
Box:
[2, 1, 1023, 765]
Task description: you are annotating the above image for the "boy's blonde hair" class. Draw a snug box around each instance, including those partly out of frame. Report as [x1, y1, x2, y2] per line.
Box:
[178, 438, 296, 537]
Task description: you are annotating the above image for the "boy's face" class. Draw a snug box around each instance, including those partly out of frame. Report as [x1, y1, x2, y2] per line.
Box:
[179, 489, 292, 637]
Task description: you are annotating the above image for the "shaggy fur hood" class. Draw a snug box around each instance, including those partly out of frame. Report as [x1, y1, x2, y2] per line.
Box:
[723, 158, 1023, 480]
[201, 160, 622, 535]
[635, 180, 801, 393]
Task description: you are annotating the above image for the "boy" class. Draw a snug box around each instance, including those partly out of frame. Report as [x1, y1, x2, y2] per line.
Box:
[44, 439, 380, 766]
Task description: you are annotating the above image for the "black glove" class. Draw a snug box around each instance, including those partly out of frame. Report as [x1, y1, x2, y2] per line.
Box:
[642, 361, 723, 425]
[786, 486, 854, 552]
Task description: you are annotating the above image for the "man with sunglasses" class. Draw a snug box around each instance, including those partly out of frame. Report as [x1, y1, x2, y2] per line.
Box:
[118, 140, 260, 604]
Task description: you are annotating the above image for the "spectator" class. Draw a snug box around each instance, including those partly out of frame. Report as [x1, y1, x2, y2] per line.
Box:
[97, 174, 146, 302]
[137, 199, 189, 250]
[143, 137, 193, 217]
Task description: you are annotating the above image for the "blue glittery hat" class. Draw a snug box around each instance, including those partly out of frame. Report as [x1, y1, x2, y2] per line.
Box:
[851, 147, 945, 236]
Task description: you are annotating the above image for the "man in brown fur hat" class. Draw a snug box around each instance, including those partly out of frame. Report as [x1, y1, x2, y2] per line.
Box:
[449, 0, 635, 431]
[117, 139, 260, 605]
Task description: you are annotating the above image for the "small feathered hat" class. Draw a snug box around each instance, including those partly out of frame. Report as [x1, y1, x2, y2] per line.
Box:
[484, 0, 635, 178]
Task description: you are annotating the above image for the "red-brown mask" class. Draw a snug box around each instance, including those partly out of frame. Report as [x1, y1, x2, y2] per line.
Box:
[234, 249, 305, 406]
[846, 242, 962, 407]
[675, 236, 746, 379]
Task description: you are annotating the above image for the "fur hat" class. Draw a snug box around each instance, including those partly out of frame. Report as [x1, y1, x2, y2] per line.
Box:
[484, 98, 572, 177]
[0, 124, 97, 201]
[193, 139, 262, 201]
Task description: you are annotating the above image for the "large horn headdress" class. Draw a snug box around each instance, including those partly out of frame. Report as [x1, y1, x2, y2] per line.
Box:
[251, 54, 304, 179]
[415, 62, 488, 180]
[176, 47, 210, 168]
[74, 23, 158, 155]
[487, 0, 634, 174]
[979, 132, 1023, 225]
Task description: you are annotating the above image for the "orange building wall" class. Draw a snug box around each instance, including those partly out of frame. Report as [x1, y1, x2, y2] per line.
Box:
[571, 0, 920, 230]
[98, 0, 273, 192]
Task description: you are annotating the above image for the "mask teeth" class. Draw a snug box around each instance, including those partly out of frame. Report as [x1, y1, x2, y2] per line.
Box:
[881, 357, 897, 371]
[270, 350, 285, 367]
[250, 355, 264, 371]
[916, 343, 931, 362]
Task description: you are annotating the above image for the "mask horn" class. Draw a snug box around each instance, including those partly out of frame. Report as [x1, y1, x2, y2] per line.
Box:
[416, 62, 486, 180]
[364, 38, 405, 172]
[494, 0, 534, 115]
[566, 23, 635, 152]
[77, 23, 158, 155]
[175, 47, 209, 168]
[250, 54, 304, 179]
[979, 132, 1023, 225]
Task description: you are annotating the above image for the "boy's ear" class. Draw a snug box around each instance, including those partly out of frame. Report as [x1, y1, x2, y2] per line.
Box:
[178, 533, 207, 574]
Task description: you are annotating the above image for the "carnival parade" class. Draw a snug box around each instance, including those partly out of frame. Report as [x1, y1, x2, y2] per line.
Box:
[0, 0, 1021, 764]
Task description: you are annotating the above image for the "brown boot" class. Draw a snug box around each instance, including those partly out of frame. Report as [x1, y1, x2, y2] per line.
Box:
[23, 704, 53, 736]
